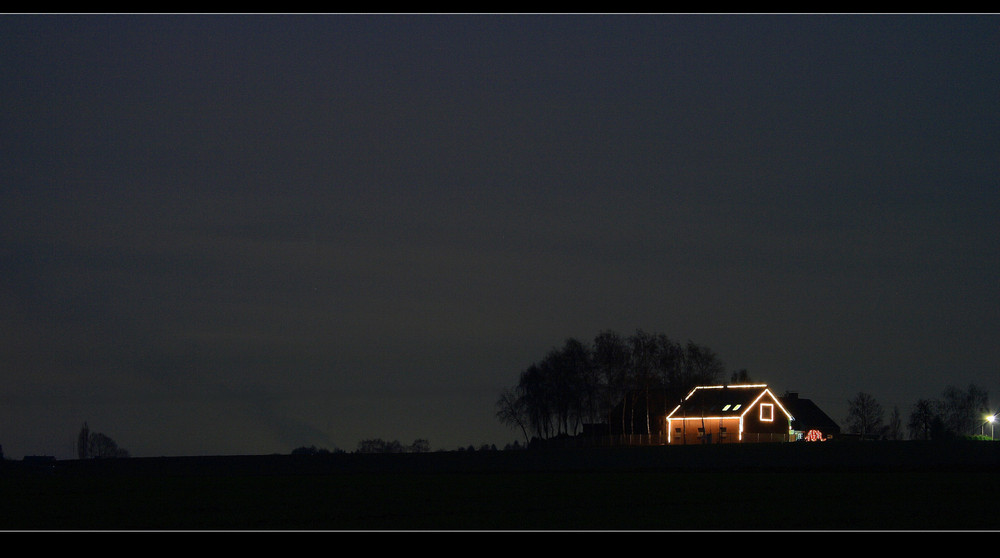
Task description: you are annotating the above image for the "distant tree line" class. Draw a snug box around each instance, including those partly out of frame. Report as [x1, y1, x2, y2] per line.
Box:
[292, 439, 433, 455]
[845, 384, 992, 441]
[356, 438, 431, 454]
[290, 445, 345, 455]
[77, 422, 130, 459]
[291, 439, 525, 455]
[496, 329, 743, 445]
[455, 442, 525, 451]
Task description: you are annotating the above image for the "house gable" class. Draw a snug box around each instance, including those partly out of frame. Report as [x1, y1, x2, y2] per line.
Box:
[740, 387, 793, 437]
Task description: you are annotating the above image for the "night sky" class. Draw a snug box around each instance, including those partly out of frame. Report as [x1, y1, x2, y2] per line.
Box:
[2, 14, 999, 459]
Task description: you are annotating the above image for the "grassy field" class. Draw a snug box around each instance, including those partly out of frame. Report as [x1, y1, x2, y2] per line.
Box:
[2, 441, 999, 530]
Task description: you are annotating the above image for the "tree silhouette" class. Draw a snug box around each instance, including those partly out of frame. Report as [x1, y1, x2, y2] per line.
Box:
[846, 392, 884, 439]
[887, 406, 903, 440]
[409, 439, 431, 453]
[498, 329, 729, 443]
[77, 423, 129, 458]
[495, 387, 530, 445]
[941, 384, 989, 436]
[291, 445, 334, 455]
[592, 330, 630, 437]
[355, 438, 431, 453]
[907, 384, 991, 440]
[518, 362, 553, 439]
[628, 330, 658, 435]
[77, 422, 90, 459]
[88, 432, 129, 458]
[907, 399, 938, 440]
[730, 369, 752, 383]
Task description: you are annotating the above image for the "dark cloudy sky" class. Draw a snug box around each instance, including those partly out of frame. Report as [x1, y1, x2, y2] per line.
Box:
[2, 14, 999, 458]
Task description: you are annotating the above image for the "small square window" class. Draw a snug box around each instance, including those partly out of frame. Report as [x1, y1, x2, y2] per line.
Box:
[760, 403, 774, 422]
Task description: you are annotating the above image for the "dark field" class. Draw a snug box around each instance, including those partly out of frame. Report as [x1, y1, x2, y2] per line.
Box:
[3, 441, 999, 530]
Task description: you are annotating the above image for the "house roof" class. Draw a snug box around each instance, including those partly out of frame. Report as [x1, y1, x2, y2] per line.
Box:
[778, 392, 841, 433]
[666, 384, 791, 420]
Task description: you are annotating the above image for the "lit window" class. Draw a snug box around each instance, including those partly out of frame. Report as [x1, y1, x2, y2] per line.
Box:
[722, 404, 731, 411]
[732, 404, 741, 411]
[760, 403, 774, 422]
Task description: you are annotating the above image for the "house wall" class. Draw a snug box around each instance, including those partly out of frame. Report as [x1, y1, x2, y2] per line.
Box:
[667, 397, 793, 444]
[668, 417, 742, 445]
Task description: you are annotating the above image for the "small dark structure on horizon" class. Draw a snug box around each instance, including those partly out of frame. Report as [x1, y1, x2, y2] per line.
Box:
[778, 391, 841, 441]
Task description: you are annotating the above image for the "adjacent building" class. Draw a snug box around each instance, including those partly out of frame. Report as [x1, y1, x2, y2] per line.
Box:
[778, 391, 841, 441]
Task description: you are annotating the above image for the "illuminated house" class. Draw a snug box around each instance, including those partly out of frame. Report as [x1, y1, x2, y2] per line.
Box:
[665, 384, 793, 444]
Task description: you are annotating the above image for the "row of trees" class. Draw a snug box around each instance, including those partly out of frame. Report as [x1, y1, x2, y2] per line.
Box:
[292, 439, 526, 455]
[496, 329, 739, 444]
[76, 422, 130, 459]
[845, 384, 992, 440]
[356, 438, 431, 453]
[291, 438, 432, 454]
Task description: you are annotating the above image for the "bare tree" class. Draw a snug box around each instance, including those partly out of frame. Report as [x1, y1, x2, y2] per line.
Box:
[653, 333, 685, 417]
[730, 369, 752, 384]
[77, 422, 90, 460]
[77, 423, 129, 458]
[547, 338, 592, 435]
[846, 392, 884, 439]
[941, 384, 990, 436]
[887, 406, 903, 440]
[592, 330, 630, 439]
[357, 439, 388, 453]
[408, 439, 431, 453]
[498, 329, 732, 444]
[908, 399, 938, 440]
[517, 363, 553, 439]
[495, 387, 530, 446]
[88, 432, 129, 458]
[682, 341, 726, 388]
[628, 330, 658, 435]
